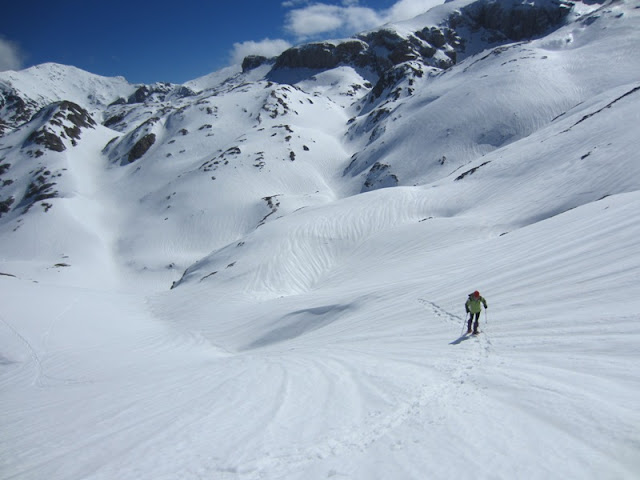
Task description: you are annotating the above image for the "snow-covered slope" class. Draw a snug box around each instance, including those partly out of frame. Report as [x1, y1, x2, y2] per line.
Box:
[0, 63, 135, 135]
[1, 0, 639, 478]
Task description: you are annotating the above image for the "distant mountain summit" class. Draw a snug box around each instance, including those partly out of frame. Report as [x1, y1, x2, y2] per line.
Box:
[248, 0, 572, 85]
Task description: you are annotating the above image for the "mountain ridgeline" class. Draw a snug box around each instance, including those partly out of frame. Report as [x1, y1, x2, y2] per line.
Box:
[0, 0, 638, 291]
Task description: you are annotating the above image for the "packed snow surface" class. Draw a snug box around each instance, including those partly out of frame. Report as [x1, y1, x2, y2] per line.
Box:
[1, 1, 639, 479]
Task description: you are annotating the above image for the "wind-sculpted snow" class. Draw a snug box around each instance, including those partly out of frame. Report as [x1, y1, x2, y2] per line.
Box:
[1, 1, 640, 479]
[3, 189, 640, 479]
[172, 188, 443, 295]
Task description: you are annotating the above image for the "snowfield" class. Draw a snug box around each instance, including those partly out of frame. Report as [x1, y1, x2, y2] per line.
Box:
[1, 0, 639, 479]
[2, 188, 639, 480]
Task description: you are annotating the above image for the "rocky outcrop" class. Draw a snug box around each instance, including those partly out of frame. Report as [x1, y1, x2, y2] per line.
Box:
[362, 162, 399, 192]
[23, 101, 96, 153]
[270, 15, 458, 77]
[270, 0, 572, 79]
[103, 115, 160, 165]
[0, 195, 14, 216]
[127, 83, 197, 104]
[0, 87, 41, 135]
[455, 0, 573, 43]
[0, 101, 96, 216]
[127, 133, 156, 163]
[242, 55, 271, 72]
[369, 62, 425, 102]
[273, 39, 370, 71]
[3, 164, 63, 216]
[357, 28, 460, 73]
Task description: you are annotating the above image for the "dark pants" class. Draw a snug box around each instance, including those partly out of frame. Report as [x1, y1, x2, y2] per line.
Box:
[468, 313, 480, 333]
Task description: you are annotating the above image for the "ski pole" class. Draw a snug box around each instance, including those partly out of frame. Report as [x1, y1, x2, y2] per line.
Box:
[461, 312, 468, 336]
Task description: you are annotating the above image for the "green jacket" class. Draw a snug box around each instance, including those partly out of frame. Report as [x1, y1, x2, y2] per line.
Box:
[466, 295, 488, 314]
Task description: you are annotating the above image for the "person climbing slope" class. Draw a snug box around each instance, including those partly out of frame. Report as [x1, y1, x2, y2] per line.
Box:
[465, 290, 488, 335]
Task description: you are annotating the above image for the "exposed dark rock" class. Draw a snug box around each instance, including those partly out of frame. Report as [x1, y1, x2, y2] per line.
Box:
[416, 27, 446, 48]
[199, 271, 218, 282]
[127, 133, 156, 163]
[562, 85, 640, 133]
[258, 195, 281, 226]
[370, 62, 425, 101]
[57, 100, 96, 130]
[455, 161, 492, 180]
[173, 85, 198, 99]
[108, 97, 127, 107]
[128, 86, 153, 104]
[26, 129, 66, 152]
[26, 177, 57, 202]
[363, 162, 399, 191]
[272, 26, 459, 78]
[0, 196, 14, 216]
[103, 112, 126, 128]
[455, 0, 573, 43]
[128, 83, 197, 104]
[9, 166, 61, 214]
[103, 137, 119, 152]
[356, 30, 415, 70]
[271, 0, 573, 88]
[261, 88, 296, 119]
[23, 101, 96, 152]
[274, 39, 369, 70]
[0, 87, 40, 134]
[242, 55, 270, 72]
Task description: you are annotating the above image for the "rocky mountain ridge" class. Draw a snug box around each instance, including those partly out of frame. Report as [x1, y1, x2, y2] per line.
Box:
[0, 0, 580, 192]
[0, 0, 637, 290]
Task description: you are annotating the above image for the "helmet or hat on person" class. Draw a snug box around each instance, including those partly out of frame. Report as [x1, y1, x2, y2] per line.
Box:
[473, 291, 480, 298]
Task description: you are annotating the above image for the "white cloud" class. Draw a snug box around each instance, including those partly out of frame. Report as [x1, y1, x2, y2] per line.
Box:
[230, 39, 292, 65]
[285, 5, 347, 37]
[385, 0, 445, 23]
[281, 0, 308, 7]
[343, 6, 385, 31]
[0, 37, 24, 72]
[285, 3, 383, 39]
[283, 0, 443, 40]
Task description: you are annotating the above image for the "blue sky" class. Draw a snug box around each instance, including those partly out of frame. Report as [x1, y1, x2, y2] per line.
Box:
[1, 0, 443, 84]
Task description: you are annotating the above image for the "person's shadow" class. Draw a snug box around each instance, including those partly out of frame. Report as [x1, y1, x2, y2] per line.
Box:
[449, 334, 472, 345]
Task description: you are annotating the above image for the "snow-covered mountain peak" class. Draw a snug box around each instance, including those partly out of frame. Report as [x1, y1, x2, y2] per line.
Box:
[0, 62, 134, 120]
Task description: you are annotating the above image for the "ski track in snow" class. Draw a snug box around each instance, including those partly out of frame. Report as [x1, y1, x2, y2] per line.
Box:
[205, 299, 494, 480]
